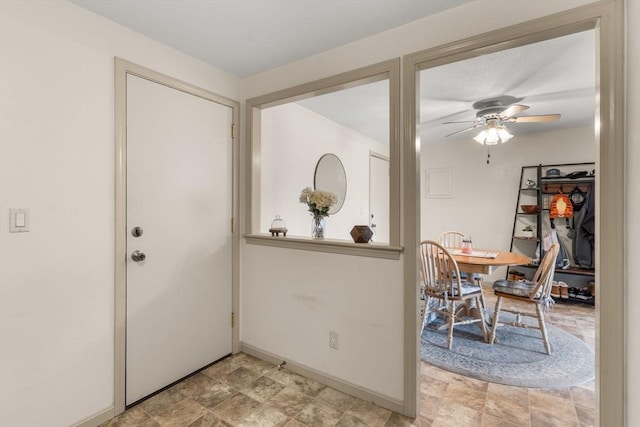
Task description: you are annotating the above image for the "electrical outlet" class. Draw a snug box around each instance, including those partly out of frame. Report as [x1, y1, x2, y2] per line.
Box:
[329, 331, 339, 350]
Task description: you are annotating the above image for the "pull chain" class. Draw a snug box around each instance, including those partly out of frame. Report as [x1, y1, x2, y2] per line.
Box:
[486, 147, 491, 164]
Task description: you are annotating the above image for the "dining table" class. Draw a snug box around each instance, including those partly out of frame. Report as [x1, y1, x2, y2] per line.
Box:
[448, 248, 532, 275]
[444, 248, 532, 339]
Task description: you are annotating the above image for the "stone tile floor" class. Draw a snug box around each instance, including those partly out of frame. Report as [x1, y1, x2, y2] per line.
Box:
[102, 289, 595, 427]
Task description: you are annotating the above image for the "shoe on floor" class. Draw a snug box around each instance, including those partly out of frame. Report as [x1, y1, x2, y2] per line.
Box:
[587, 280, 596, 296]
[576, 287, 594, 300]
[559, 281, 569, 299]
[551, 281, 560, 298]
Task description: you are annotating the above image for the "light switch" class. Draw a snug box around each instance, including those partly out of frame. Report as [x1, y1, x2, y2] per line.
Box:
[9, 208, 29, 233]
[16, 212, 26, 227]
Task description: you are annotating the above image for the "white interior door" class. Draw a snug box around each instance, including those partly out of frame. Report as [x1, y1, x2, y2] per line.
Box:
[370, 154, 390, 243]
[126, 75, 233, 405]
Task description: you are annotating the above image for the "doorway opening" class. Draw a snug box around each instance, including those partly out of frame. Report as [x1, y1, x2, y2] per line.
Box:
[403, 3, 624, 424]
[418, 29, 596, 424]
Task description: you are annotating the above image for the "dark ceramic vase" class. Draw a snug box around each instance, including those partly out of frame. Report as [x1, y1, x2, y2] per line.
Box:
[350, 225, 373, 243]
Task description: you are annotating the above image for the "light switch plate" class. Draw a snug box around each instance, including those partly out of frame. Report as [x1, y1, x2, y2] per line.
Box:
[9, 208, 29, 233]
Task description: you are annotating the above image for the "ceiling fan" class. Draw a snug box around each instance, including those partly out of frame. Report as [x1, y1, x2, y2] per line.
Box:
[444, 95, 561, 145]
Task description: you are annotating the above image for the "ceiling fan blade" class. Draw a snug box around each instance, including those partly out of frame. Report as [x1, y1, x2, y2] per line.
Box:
[508, 114, 561, 123]
[500, 104, 529, 119]
[445, 124, 483, 137]
[442, 120, 477, 124]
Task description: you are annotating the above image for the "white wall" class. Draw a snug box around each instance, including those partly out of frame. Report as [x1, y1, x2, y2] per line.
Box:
[261, 103, 388, 239]
[241, 244, 404, 399]
[421, 126, 595, 281]
[240, 0, 604, 408]
[0, 2, 240, 426]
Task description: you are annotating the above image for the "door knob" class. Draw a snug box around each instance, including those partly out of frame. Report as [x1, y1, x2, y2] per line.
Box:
[131, 250, 146, 262]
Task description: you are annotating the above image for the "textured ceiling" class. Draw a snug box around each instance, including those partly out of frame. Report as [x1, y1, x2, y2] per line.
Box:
[70, 1, 595, 145]
[420, 30, 596, 144]
[71, 0, 470, 77]
[295, 30, 595, 145]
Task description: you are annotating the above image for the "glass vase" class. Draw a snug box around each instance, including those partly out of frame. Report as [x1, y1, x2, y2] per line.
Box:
[311, 215, 326, 239]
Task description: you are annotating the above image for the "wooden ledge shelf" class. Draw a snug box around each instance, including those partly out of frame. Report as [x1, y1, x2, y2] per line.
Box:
[244, 233, 403, 260]
[513, 236, 540, 241]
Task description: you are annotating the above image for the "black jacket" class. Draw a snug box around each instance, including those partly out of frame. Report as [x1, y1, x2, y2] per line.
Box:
[573, 186, 595, 268]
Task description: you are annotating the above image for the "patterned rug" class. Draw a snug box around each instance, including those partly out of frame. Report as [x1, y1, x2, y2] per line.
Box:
[420, 311, 595, 388]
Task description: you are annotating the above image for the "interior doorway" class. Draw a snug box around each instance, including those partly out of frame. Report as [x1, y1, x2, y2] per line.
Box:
[417, 30, 596, 424]
[403, 3, 624, 423]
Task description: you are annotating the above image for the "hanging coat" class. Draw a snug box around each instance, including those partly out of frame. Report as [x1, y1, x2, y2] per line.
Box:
[573, 186, 595, 268]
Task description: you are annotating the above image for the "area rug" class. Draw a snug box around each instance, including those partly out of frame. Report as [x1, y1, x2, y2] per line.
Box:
[420, 311, 595, 388]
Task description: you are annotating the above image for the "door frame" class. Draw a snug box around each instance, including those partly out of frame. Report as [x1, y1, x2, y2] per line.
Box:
[113, 58, 240, 415]
[402, 1, 624, 423]
[369, 151, 390, 242]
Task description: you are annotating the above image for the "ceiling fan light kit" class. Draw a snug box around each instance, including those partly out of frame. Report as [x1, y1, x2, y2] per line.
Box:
[444, 95, 561, 147]
[473, 118, 513, 145]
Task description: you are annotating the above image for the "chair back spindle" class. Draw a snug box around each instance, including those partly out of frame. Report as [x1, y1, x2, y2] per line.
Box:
[489, 242, 560, 355]
[420, 241, 463, 299]
[419, 240, 488, 349]
[436, 231, 465, 248]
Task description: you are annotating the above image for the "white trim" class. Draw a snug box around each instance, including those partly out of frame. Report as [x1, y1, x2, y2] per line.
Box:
[240, 342, 404, 415]
[113, 57, 241, 416]
[369, 152, 390, 244]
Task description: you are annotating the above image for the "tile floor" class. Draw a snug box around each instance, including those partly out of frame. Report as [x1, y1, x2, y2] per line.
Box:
[102, 289, 595, 427]
[416, 288, 596, 427]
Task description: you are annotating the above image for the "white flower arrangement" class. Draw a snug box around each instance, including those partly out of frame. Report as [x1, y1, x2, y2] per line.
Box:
[299, 187, 336, 217]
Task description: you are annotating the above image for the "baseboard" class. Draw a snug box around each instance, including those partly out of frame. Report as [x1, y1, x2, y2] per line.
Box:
[240, 342, 404, 415]
[72, 406, 115, 427]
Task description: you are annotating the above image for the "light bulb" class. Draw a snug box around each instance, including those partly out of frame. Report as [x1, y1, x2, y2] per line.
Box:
[473, 130, 487, 144]
[474, 121, 514, 145]
[498, 126, 513, 142]
[485, 127, 500, 145]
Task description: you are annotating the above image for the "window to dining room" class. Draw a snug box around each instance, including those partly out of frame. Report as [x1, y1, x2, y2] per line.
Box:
[244, 59, 402, 258]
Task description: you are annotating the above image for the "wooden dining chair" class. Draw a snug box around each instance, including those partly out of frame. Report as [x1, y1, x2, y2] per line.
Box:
[419, 240, 488, 349]
[436, 230, 465, 248]
[488, 243, 560, 355]
[436, 230, 486, 308]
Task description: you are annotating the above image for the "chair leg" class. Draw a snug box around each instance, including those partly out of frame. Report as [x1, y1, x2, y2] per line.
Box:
[476, 295, 488, 342]
[447, 300, 456, 350]
[420, 296, 431, 334]
[536, 303, 552, 355]
[475, 277, 486, 309]
[489, 296, 503, 345]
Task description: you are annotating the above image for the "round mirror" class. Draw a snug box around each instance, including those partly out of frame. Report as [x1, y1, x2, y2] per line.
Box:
[314, 153, 347, 215]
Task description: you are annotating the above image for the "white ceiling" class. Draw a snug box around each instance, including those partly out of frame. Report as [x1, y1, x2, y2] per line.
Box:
[70, 0, 596, 145]
[70, 0, 470, 77]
